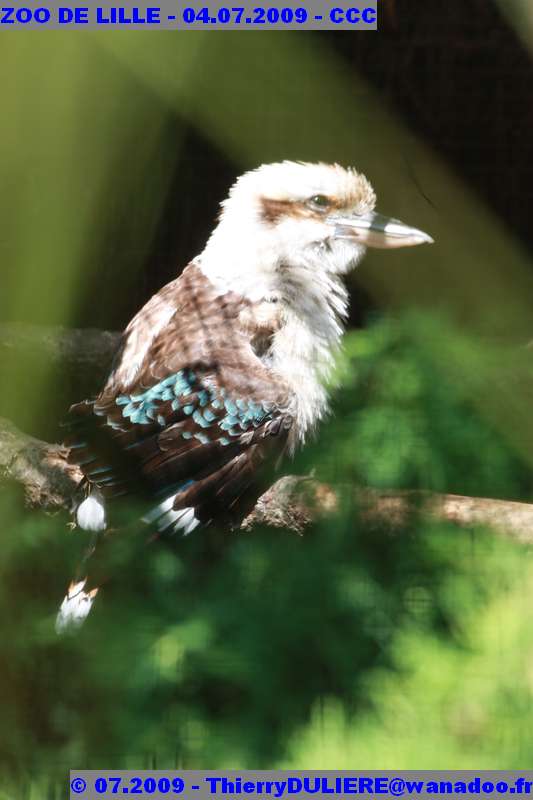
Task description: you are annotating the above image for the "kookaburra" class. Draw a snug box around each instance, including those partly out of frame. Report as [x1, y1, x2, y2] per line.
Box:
[57, 160, 433, 631]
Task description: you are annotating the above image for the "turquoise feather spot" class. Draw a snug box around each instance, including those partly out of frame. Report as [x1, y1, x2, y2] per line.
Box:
[219, 436, 231, 446]
[219, 417, 238, 431]
[224, 399, 238, 415]
[130, 409, 151, 425]
[236, 398, 248, 411]
[181, 431, 193, 440]
[115, 371, 221, 432]
[249, 402, 265, 420]
[174, 379, 190, 395]
[193, 409, 211, 429]
[194, 432, 210, 445]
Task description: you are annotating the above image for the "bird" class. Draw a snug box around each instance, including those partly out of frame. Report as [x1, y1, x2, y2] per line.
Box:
[56, 160, 433, 632]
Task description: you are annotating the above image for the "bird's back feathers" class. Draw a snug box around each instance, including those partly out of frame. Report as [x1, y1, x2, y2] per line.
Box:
[66, 263, 295, 532]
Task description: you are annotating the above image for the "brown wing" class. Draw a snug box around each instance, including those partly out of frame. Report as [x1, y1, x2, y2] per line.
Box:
[66, 263, 295, 531]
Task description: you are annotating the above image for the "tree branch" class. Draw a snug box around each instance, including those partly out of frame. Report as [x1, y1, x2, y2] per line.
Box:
[0, 416, 82, 511]
[1, 415, 533, 542]
[0, 323, 121, 370]
[0, 323, 121, 389]
[2, 323, 533, 542]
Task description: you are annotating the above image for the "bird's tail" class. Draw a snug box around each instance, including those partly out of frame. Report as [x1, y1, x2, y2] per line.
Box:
[55, 488, 106, 634]
[55, 579, 99, 633]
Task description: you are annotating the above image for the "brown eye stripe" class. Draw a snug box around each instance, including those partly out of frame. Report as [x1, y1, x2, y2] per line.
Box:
[259, 198, 295, 224]
[260, 196, 350, 224]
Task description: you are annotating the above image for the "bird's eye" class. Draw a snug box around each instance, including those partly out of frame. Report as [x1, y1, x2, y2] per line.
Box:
[308, 194, 331, 211]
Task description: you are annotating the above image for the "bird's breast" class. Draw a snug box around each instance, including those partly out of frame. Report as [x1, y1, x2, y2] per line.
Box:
[238, 299, 283, 359]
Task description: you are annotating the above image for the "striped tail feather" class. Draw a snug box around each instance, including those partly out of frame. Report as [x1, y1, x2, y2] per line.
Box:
[55, 488, 106, 633]
[55, 579, 99, 634]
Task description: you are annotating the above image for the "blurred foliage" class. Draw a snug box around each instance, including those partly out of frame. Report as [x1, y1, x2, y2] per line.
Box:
[282, 527, 533, 768]
[3, 314, 533, 796]
[317, 315, 533, 499]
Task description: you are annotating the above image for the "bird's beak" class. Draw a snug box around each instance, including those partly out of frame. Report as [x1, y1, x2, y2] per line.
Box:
[329, 211, 434, 249]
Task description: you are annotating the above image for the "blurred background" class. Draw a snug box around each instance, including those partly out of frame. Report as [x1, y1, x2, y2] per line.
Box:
[2, 2, 533, 795]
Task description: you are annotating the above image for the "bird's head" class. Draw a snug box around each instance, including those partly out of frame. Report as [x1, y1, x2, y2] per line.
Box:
[200, 161, 433, 300]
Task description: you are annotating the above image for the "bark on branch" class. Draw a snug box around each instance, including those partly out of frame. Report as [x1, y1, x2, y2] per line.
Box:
[0, 416, 82, 511]
[0, 323, 121, 374]
[2, 323, 533, 542]
[1, 415, 533, 542]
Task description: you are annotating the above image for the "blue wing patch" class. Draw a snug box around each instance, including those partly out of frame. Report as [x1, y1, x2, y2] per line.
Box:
[115, 369, 273, 445]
